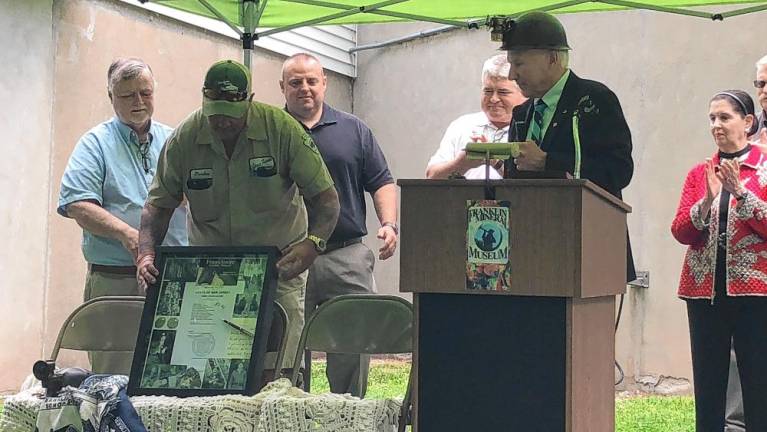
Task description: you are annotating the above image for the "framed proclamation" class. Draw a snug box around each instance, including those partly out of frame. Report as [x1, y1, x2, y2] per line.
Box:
[128, 246, 279, 397]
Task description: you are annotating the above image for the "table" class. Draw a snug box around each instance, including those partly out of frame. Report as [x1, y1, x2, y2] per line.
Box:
[0, 378, 401, 432]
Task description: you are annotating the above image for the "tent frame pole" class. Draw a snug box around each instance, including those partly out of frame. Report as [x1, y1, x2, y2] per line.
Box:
[350, 0, 763, 53]
[195, 0, 255, 71]
[242, 0, 259, 71]
[258, 0, 407, 37]
[282, 0, 473, 27]
[351, 0, 590, 53]
[195, 0, 260, 72]
[718, 2, 767, 19]
[196, 0, 243, 35]
[596, 0, 714, 18]
[146, 0, 767, 59]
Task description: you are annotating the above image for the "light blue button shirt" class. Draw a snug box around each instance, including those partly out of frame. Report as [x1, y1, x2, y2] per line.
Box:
[58, 117, 188, 265]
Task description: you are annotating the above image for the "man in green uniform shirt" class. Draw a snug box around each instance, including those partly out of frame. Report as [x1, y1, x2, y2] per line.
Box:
[136, 60, 340, 373]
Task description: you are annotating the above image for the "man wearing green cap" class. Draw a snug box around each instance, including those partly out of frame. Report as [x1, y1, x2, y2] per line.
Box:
[501, 11, 635, 282]
[136, 59, 340, 372]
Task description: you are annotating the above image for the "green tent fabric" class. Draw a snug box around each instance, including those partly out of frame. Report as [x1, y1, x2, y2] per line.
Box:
[141, 0, 767, 29]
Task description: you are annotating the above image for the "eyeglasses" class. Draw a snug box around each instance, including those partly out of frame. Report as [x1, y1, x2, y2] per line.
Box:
[202, 87, 248, 102]
[754, 80, 767, 89]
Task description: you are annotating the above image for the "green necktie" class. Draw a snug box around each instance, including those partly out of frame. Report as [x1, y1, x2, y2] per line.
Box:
[529, 99, 547, 145]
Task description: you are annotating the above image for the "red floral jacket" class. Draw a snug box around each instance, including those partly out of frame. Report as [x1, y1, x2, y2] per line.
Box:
[671, 147, 767, 299]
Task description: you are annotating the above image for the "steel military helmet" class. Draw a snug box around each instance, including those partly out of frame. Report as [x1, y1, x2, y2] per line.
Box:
[500, 11, 571, 51]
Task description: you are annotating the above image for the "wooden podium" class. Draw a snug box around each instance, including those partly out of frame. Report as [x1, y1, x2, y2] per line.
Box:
[398, 179, 629, 432]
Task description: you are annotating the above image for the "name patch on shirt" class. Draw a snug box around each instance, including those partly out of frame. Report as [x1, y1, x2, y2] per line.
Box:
[187, 168, 213, 190]
[249, 156, 277, 177]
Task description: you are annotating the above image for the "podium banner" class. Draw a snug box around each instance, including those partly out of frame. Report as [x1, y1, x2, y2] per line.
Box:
[466, 200, 511, 291]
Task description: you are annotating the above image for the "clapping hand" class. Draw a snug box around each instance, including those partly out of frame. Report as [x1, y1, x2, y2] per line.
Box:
[704, 158, 722, 204]
[715, 158, 745, 197]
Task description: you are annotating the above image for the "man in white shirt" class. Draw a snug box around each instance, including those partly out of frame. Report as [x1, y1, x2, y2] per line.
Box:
[426, 54, 527, 179]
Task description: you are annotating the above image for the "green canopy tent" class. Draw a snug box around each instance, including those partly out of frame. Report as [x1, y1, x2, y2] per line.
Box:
[136, 0, 767, 68]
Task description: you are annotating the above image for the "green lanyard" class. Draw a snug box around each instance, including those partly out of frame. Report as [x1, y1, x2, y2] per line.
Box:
[571, 111, 583, 179]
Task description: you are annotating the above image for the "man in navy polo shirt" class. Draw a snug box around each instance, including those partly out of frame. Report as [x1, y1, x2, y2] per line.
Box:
[280, 53, 398, 397]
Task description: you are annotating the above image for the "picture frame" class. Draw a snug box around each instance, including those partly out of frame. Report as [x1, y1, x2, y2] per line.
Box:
[127, 246, 279, 397]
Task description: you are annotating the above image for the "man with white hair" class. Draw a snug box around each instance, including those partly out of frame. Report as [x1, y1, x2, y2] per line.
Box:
[426, 54, 526, 179]
[58, 57, 188, 374]
[753, 55, 767, 141]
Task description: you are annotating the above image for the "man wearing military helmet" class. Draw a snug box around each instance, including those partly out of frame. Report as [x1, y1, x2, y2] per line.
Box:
[501, 11, 636, 282]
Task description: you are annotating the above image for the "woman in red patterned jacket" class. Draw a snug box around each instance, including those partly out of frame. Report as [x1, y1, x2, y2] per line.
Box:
[671, 89, 767, 431]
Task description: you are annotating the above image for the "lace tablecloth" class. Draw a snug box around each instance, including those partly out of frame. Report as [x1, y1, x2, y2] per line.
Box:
[0, 378, 401, 432]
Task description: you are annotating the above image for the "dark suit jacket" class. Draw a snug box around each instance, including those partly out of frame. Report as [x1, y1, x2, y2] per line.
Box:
[505, 71, 636, 281]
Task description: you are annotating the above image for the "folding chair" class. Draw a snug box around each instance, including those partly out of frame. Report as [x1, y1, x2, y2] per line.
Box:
[289, 294, 414, 432]
[259, 301, 289, 386]
[49, 296, 145, 374]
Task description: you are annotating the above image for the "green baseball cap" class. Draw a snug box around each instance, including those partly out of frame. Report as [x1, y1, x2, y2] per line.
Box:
[500, 11, 570, 51]
[202, 60, 252, 118]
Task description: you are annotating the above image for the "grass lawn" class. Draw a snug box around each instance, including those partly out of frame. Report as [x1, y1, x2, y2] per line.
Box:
[616, 395, 695, 432]
[309, 360, 410, 399]
[0, 360, 695, 432]
[311, 359, 696, 432]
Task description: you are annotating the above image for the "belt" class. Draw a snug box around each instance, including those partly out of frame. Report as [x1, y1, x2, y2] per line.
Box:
[89, 264, 137, 275]
[323, 237, 362, 254]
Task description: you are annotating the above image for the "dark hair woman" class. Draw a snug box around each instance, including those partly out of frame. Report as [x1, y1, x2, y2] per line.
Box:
[671, 89, 767, 431]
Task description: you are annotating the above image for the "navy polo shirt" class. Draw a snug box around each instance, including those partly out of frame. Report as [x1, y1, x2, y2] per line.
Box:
[293, 103, 393, 244]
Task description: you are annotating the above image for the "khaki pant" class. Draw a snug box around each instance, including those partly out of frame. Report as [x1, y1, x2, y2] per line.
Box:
[83, 270, 143, 374]
[275, 270, 307, 370]
[306, 242, 376, 397]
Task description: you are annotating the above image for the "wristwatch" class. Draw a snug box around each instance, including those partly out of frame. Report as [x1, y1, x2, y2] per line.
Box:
[382, 221, 399, 235]
[307, 234, 327, 253]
